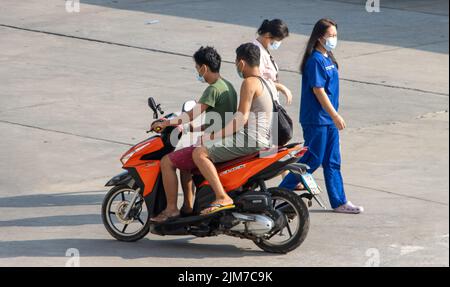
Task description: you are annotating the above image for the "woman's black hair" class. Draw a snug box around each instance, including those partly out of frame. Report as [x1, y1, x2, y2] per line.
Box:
[300, 18, 339, 74]
[193, 46, 221, 73]
[257, 19, 289, 39]
[236, 43, 260, 67]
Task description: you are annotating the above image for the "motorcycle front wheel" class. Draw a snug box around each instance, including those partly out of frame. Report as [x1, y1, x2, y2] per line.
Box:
[101, 185, 151, 242]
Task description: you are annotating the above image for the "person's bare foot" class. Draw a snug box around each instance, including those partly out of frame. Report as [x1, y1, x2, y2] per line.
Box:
[214, 198, 234, 206]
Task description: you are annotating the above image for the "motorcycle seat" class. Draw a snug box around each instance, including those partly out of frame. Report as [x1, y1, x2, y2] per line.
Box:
[190, 143, 300, 175]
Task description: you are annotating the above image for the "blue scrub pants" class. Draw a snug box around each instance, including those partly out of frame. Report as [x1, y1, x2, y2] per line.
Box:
[279, 125, 347, 209]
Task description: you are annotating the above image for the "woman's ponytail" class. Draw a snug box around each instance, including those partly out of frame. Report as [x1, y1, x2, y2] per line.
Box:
[257, 19, 289, 39]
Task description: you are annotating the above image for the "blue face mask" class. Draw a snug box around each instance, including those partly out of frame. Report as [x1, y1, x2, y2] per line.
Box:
[196, 73, 206, 83]
[236, 63, 244, 79]
[323, 36, 337, 51]
[196, 67, 206, 83]
[269, 40, 282, 50]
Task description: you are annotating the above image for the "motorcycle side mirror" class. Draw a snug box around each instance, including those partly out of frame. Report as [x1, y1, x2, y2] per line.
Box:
[182, 100, 197, 113]
[148, 97, 164, 119]
[148, 97, 158, 112]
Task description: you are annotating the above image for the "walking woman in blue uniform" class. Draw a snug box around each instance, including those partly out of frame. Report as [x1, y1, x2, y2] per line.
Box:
[280, 18, 364, 214]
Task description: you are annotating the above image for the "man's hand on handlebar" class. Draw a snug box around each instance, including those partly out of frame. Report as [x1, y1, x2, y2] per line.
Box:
[150, 119, 169, 133]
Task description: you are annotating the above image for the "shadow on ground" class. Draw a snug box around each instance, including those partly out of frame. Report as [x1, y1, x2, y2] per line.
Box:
[81, 0, 449, 54]
[0, 191, 103, 227]
[0, 237, 274, 259]
[0, 191, 275, 259]
[0, 191, 104, 208]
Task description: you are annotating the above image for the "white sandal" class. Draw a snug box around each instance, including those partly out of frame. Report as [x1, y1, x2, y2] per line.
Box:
[334, 201, 364, 214]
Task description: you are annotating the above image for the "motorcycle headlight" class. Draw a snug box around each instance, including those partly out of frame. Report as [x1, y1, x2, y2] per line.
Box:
[120, 150, 136, 165]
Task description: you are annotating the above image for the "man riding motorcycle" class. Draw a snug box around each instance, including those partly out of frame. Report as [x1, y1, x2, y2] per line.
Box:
[150, 46, 238, 222]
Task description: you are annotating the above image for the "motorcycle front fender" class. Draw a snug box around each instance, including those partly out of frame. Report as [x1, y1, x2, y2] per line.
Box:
[105, 171, 135, 188]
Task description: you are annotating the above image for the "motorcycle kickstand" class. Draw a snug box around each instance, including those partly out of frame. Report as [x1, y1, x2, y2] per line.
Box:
[312, 186, 327, 209]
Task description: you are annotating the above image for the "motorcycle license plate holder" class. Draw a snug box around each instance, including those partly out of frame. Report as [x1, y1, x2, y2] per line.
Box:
[300, 173, 321, 195]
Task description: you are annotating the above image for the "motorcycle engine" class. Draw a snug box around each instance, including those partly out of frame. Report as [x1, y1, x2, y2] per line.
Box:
[234, 192, 271, 213]
[218, 192, 279, 237]
[229, 213, 275, 236]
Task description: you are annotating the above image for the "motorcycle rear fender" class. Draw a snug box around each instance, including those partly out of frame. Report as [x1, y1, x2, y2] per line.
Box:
[284, 163, 311, 175]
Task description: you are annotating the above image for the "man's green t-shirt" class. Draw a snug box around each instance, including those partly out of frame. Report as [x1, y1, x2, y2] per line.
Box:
[198, 78, 238, 131]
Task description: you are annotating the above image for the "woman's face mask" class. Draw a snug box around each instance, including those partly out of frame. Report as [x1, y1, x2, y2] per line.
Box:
[323, 36, 338, 51]
[269, 40, 282, 50]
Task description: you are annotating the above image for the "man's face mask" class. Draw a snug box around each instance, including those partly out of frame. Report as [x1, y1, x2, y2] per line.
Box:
[196, 65, 207, 83]
[236, 61, 244, 79]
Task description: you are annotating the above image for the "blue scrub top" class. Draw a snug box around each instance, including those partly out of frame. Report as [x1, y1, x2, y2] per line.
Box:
[300, 50, 339, 125]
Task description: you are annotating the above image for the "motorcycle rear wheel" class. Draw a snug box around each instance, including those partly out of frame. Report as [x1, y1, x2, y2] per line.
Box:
[253, 187, 310, 254]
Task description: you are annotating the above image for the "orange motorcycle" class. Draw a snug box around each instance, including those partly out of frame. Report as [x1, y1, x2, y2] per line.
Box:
[102, 97, 323, 253]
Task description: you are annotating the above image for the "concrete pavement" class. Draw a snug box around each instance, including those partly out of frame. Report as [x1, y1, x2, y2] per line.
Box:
[0, 0, 448, 266]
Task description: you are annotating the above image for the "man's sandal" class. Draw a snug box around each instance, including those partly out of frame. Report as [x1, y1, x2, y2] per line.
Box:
[201, 203, 235, 215]
[150, 210, 180, 223]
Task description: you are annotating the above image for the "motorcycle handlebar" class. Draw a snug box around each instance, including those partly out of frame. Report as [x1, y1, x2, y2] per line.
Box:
[147, 119, 165, 133]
